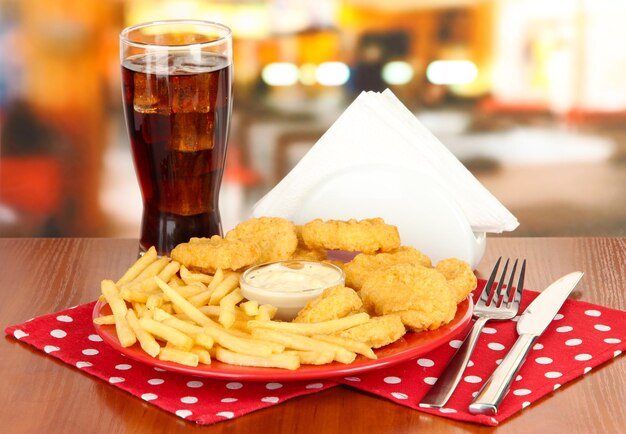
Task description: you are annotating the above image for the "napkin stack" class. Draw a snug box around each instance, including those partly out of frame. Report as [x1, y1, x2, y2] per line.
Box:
[253, 89, 518, 234]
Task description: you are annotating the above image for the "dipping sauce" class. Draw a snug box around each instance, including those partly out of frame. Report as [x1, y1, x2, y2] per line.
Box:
[240, 260, 345, 320]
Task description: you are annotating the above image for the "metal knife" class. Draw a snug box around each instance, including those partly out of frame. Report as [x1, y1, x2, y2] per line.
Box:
[468, 271, 584, 415]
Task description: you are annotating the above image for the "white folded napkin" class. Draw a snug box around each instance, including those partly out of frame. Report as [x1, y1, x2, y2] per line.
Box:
[253, 90, 519, 262]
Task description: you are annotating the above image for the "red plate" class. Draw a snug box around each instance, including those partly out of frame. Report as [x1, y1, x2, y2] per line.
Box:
[93, 297, 472, 381]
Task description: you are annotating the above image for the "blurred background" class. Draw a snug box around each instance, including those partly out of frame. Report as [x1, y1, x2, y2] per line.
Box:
[1, 0, 625, 239]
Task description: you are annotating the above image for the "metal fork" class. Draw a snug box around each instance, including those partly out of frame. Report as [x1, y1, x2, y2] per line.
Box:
[419, 257, 526, 409]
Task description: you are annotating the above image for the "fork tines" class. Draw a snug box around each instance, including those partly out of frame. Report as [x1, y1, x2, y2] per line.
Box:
[481, 257, 526, 308]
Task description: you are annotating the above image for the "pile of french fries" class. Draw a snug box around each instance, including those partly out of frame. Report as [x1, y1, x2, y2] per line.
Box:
[94, 247, 377, 370]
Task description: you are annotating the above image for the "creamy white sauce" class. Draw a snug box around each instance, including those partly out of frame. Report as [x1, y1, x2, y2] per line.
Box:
[244, 261, 342, 292]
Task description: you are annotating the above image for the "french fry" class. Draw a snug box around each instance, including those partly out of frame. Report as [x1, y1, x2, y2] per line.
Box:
[138, 317, 194, 351]
[190, 346, 212, 364]
[153, 307, 205, 335]
[312, 334, 377, 360]
[255, 304, 278, 321]
[171, 285, 206, 298]
[93, 315, 115, 325]
[180, 265, 213, 284]
[158, 347, 199, 367]
[132, 302, 147, 318]
[203, 325, 282, 357]
[250, 328, 355, 364]
[133, 257, 169, 283]
[218, 289, 244, 329]
[194, 333, 215, 350]
[167, 275, 185, 287]
[208, 272, 240, 305]
[240, 300, 259, 317]
[146, 293, 166, 310]
[100, 280, 136, 347]
[186, 268, 225, 306]
[126, 309, 160, 357]
[155, 277, 215, 327]
[197, 305, 250, 321]
[140, 260, 180, 292]
[249, 313, 370, 336]
[215, 347, 299, 370]
[116, 247, 157, 286]
[285, 350, 335, 365]
[120, 287, 156, 303]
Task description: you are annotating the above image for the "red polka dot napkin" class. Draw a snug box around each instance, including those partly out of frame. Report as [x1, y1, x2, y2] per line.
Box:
[5, 282, 626, 426]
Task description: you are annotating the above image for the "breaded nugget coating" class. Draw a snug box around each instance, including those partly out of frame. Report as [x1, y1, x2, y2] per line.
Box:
[360, 264, 457, 332]
[435, 258, 477, 303]
[302, 218, 400, 254]
[225, 217, 298, 264]
[338, 314, 406, 348]
[171, 235, 259, 273]
[344, 246, 433, 291]
[294, 285, 363, 323]
[289, 246, 327, 262]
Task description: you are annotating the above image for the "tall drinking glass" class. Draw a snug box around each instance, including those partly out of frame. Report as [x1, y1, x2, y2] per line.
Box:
[120, 20, 233, 256]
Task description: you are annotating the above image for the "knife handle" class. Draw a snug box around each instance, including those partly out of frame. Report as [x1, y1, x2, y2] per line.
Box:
[469, 334, 538, 415]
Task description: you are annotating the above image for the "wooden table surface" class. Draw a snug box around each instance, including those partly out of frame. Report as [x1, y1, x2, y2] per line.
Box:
[1, 237, 624, 433]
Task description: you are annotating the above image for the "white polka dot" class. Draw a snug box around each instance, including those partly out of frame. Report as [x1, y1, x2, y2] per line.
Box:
[391, 392, 408, 400]
[306, 383, 324, 389]
[482, 327, 497, 334]
[56, 315, 73, 323]
[115, 364, 132, 370]
[187, 381, 203, 388]
[88, 334, 103, 342]
[584, 309, 601, 317]
[553, 313, 564, 320]
[417, 358, 434, 367]
[535, 357, 553, 365]
[226, 382, 243, 390]
[148, 378, 165, 385]
[604, 338, 622, 344]
[472, 391, 479, 398]
[566, 339, 582, 346]
[266, 382, 283, 390]
[594, 324, 611, 332]
[467, 360, 474, 367]
[221, 398, 238, 403]
[180, 396, 198, 404]
[141, 393, 158, 401]
[109, 377, 125, 384]
[495, 359, 502, 365]
[384, 376, 401, 384]
[464, 375, 482, 384]
[584, 367, 592, 374]
[488, 342, 505, 351]
[575, 354, 592, 361]
[556, 326, 573, 333]
[176, 410, 192, 419]
[13, 330, 28, 340]
[261, 396, 279, 403]
[439, 408, 457, 413]
[515, 375, 523, 381]
[614, 350, 622, 357]
[344, 377, 361, 382]
[449, 340, 463, 349]
[513, 389, 531, 396]
[50, 329, 67, 339]
[545, 371, 562, 379]
[82, 349, 99, 356]
[522, 401, 531, 409]
[44, 345, 60, 354]
[533, 343, 544, 350]
[553, 384, 561, 390]
[153, 367, 166, 372]
[76, 361, 92, 369]
[216, 411, 234, 419]
[424, 377, 438, 385]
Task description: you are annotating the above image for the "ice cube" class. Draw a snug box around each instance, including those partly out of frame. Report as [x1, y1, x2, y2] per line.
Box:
[170, 112, 214, 152]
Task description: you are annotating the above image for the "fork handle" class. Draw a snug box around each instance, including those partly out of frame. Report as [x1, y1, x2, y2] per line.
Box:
[420, 316, 489, 408]
[468, 333, 538, 415]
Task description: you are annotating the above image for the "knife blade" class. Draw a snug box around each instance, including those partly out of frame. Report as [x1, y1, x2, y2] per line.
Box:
[468, 271, 584, 415]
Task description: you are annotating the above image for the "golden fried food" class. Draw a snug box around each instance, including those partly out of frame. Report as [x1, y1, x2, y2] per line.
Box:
[337, 314, 406, 348]
[301, 218, 400, 254]
[343, 246, 432, 291]
[360, 264, 457, 332]
[225, 216, 298, 264]
[435, 258, 477, 303]
[171, 235, 259, 273]
[289, 246, 327, 262]
[294, 285, 362, 323]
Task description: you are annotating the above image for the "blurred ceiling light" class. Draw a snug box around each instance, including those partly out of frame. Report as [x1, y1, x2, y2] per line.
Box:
[316, 62, 350, 86]
[382, 61, 414, 85]
[299, 63, 318, 86]
[262, 62, 299, 86]
[426, 60, 478, 85]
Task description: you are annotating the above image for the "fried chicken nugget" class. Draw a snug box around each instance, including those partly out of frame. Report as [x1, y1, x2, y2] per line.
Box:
[225, 217, 298, 264]
[435, 258, 477, 303]
[343, 247, 433, 291]
[337, 314, 406, 348]
[171, 235, 259, 273]
[360, 264, 457, 332]
[294, 285, 363, 323]
[302, 218, 400, 254]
